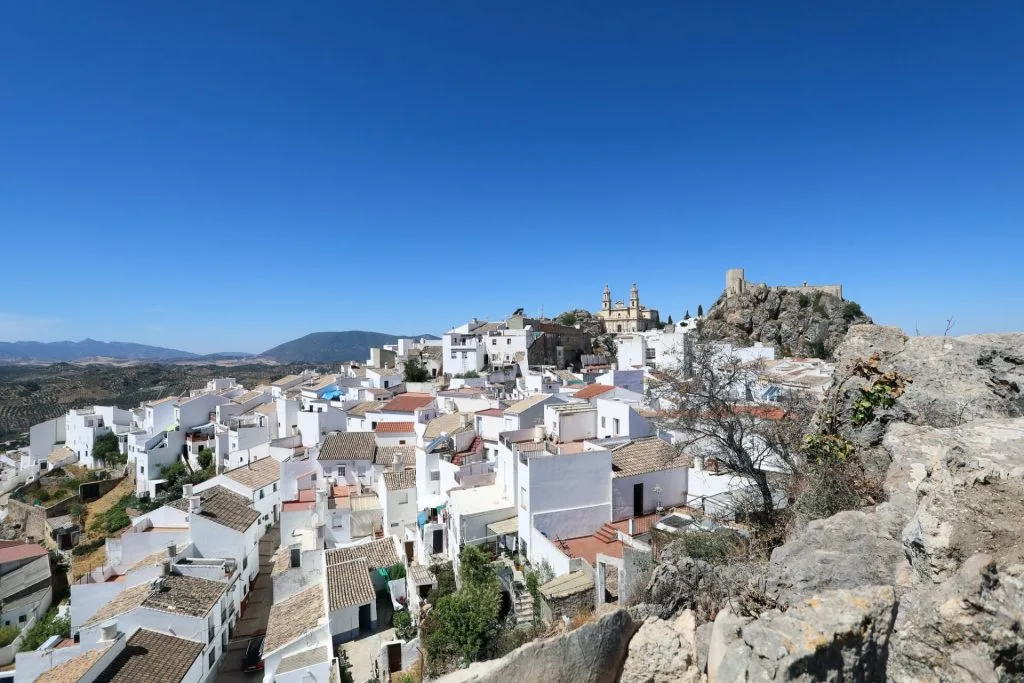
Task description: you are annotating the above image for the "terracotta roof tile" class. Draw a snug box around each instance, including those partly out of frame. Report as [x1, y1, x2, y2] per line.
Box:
[325, 558, 376, 611]
[264, 584, 325, 655]
[84, 575, 227, 627]
[382, 394, 435, 413]
[223, 456, 280, 490]
[504, 394, 553, 415]
[383, 470, 416, 491]
[345, 401, 386, 418]
[92, 629, 204, 683]
[319, 432, 376, 461]
[423, 412, 471, 439]
[169, 485, 260, 533]
[374, 445, 415, 467]
[278, 646, 332, 674]
[375, 421, 415, 434]
[37, 643, 113, 683]
[574, 384, 615, 399]
[611, 437, 690, 478]
[324, 537, 399, 570]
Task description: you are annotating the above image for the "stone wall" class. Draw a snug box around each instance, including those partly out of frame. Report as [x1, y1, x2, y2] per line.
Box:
[541, 586, 595, 623]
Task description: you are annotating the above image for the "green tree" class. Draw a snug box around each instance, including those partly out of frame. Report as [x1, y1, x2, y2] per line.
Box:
[667, 315, 673, 325]
[697, 304, 704, 317]
[19, 607, 70, 651]
[197, 447, 213, 470]
[92, 432, 124, 467]
[458, 544, 496, 589]
[432, 562, 457, 601]
[393, 609, 417, 640]
[403, 359, 430, 383]
[422, 582, 501, 676]
[0, 625, 20, 648]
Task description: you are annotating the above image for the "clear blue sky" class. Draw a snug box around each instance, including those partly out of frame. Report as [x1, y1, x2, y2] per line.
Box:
[2, 2, 1022, 353]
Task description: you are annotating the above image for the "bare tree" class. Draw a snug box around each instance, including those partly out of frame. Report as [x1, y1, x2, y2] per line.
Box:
[650, 334, 813, 523]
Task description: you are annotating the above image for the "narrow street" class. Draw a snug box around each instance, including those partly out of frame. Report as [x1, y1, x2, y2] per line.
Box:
[217, 524, 279, 682]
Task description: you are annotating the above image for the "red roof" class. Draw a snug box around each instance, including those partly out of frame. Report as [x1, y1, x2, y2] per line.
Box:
[574, 384, 615, 399]
[475, 408, 505, 417]
[0, 541, 48, 564]
[375, 421, 416, 434]
[382, 394, 435, 413]
[282, 501, 315, 512]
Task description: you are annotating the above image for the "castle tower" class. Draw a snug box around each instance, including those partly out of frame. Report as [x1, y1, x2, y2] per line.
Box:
[726, 269, 745, 297]
[630, 283, 640, 311]
[602, 284, 611, 311]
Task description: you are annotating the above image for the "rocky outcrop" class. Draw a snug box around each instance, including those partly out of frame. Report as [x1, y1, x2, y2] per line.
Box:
[619, 611, 702, 683]
[434, 609, 639, 683]
[702, 286, 871, 359]
[643, 552, 760, 622]
[888, 554, 1024, 682]
[709, 586, 898, 682]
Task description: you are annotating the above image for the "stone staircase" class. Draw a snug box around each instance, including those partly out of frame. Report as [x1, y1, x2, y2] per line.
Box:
[594, 522, 618, 544]
[514, 590, 535, 627]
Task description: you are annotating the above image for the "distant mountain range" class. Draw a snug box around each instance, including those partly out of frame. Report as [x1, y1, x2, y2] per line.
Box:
[259, 331, 439, 364]
[0, 332, 438, 364]
[0, 339, 201, 363]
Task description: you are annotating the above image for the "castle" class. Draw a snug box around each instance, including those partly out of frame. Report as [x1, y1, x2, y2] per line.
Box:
[725, 268, 843, 300]
[597, 283, 661, 334]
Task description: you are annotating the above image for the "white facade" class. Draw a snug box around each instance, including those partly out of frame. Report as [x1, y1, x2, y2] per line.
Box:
[595, 398, 653, 440]
[611, 467, 688, 521]
[65, 406, 131, 469]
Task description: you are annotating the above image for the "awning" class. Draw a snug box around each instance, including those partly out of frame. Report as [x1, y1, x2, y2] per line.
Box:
[486, 517, 519, 536]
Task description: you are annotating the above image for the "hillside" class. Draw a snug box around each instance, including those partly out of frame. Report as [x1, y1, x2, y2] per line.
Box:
[701, 286, 872, 360]
[0, 362, 309, 440]
[260, 331, 439, 363]
[0, 339, 198, 363]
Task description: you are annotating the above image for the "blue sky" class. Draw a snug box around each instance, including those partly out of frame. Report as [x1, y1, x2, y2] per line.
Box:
[1, 2, 1022, 353]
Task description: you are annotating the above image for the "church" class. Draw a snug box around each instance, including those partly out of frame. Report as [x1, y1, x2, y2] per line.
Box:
[597, 283, 661, 334]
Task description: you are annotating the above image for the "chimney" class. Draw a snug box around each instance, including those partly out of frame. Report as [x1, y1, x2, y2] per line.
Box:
[161, 560, 171, 577]
[183, 483, 193, 498]
[533, 425, 544, 443]
[100, 621, 118, 642]
[458, 413, 469, 428]
[188, 495, 202, 514]
[166, 544, 176, 559]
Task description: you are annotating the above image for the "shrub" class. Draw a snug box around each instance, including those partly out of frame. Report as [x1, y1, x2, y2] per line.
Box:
[197, 448, 213, 470]
[798, 293, 810, 308]
[72, 538, 105, 556]
[393, 609, 416, 640]
[671, 530, 745, 565]
[18, 607, 69, 651]
[841, 301, 864, 322]
[432, 562, 457, 601]
[403, 359, 430, 383]
[387, 563, 407, 580]
[0, 625, 20, 648]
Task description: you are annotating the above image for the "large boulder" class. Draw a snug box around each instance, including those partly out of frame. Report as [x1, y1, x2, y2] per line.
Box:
[619, 611, 702, 683]
[644, 548, 760, 622]
[709, 585, 897, 682]
[433, 609, 639, 683]
[888, 554, 1024, 682]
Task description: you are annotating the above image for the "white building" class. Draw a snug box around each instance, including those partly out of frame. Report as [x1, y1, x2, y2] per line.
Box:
[194, 455, 282, 532]
[65, 406, 131, 469]
[0, 541, 52, 630]
[377, 470, 417, 539]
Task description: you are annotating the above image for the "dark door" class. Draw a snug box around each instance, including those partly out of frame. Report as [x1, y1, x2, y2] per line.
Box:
[387, 642, 402, 672]
[405, 541, 414, 563]
[358, 603, 372, 632]
[432, 529, 444, 554]
[633, 482, 644, 517]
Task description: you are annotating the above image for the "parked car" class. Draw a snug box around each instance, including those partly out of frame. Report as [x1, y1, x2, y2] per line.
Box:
[242, 635, 265, 673]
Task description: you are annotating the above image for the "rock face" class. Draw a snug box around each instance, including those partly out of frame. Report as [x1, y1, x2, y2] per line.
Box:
[433, 609, 639, 683]
[619, 611, 702, 683]
[888, 555, 1024, 682]
[710, 586, 898, 682]
[644, 551, 760, 622]
[702, 286, 871, 359]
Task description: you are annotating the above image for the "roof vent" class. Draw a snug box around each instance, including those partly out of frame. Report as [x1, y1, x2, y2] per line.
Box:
[183, 483, 194, 498]
[100, 621, 118, 642]
[188, 495, 202, 514]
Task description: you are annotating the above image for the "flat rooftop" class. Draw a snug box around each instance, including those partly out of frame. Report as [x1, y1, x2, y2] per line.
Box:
[449, 484, 514, 517]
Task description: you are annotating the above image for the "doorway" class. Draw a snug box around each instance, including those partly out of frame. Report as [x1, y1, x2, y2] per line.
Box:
[633, 482, 644, 517]
[432, 529, 444, 554]
[358, 603, 372, 632]
[404, 541, 414, 564]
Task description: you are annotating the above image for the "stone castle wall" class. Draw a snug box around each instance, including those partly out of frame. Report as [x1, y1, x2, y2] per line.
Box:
[726, 268, 843, 300]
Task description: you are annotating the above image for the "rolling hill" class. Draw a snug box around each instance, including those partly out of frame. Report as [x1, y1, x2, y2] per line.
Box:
[260, 331, 439, 364]
[0, 339, 199, 363]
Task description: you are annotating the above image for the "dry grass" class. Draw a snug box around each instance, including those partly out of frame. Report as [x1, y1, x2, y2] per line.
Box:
[71, 476, 135, 577]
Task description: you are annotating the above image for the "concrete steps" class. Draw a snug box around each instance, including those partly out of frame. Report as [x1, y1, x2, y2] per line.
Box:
[594, 523, 618, 544]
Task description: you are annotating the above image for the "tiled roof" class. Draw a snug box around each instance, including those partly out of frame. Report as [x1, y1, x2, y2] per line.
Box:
[611, 437, 690, 478]
[368, 367, 403, 377]
[505, 393, 552, 415]
[264, 584, 326, 655]
[0, 540, 48, 563]
[319, 432, 376, 461]
[540, 570, 594, 599]
[375, 421, 415, 434]
[409, 565, 435, 587]
[382, 394, 435, 413]
[475, 408, 505, 418]
[278, 646, 331, 674]
[326, 557, 376, 611]
[255, 402, 278, 416]
[383, 470, 416, 491]
[325, 537, 400, 570]
[272, 547, 291, 576]
[366, 387, 394, 398]
[272, 374, 303, 387]
[92, 629, 204, 683]
[232, 390, 265, 404]
[304, 376, 339, 392]
[84, 575, 227, 627]
[37, 643, 113, 683]
[346, 401, 386, 418]
[169, 485, 260, 533]
[574, 384, 615, 399]
[423, 412, 470, 439]
[223, 456, 280, 491]
[147, 396, 178, 407]
[374, 445, 415, 467]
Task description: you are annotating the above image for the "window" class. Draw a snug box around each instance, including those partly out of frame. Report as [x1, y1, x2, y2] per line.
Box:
[399, 439, 406, 445]
[19, 615, 27, 624]
[259, 490, 265, 500]
[520, 487, 527, 509]
[140, 466, 145, 475]
[491, 339, 496, 345]
[450, 351, 457, 359]
[601, 416, 606, 428]
[273, 483, 278, 492]
[243, 556, 248, 570]
[398, 492, 409, 504]
[429, 471, 440, 481]
[384, 381, 390, 388]
[506, 338, 511, 345]
[338, 465, 346, 476]
[208, 649, 216, 668]
[613, 418, 620, 435]
[390, 522, 399, 528]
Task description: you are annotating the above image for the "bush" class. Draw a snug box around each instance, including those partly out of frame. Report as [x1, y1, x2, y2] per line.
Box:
[92, 432, 124, 466]
[403, 359, 430, 383]
[387, 563, 407, 580]
[19, 607, 69, 651]
[841, 301, 864, 322]
[432, 562, 457, 602]
[197, 448, 213, 470]
[72, 537, 105, 556]
[798, 293, 810, 308]
[89, 493, 136, 535]
[671, 530, 746, 565]
[0, 625, 20, 648]
[393, 609, 416, 640]
[453, 371, 480, 379]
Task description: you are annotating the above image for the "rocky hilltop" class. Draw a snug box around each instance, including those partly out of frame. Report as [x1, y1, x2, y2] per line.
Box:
[439, 325, 1024, 682]
[702, 286, 872, 359]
